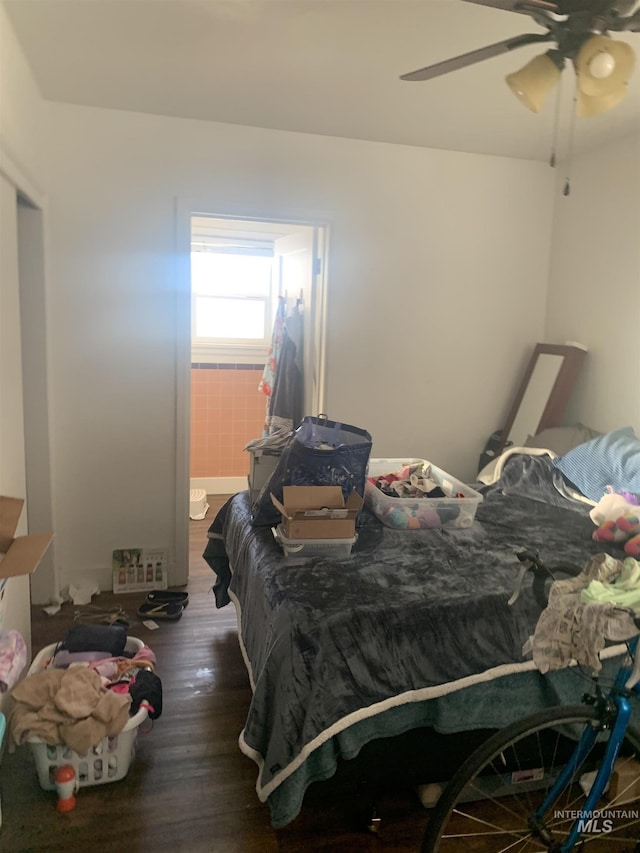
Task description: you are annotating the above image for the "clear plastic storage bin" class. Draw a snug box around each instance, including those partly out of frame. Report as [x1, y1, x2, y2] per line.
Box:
[26, 637, 149, 790]
[274, 525, 357, 558]
[365, 458, 483, 530]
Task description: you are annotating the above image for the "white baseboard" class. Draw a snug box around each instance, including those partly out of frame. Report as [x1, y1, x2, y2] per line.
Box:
[190, 476, 246, 495]
[57, 480, 245, 594]
[59, 565, 116, 595]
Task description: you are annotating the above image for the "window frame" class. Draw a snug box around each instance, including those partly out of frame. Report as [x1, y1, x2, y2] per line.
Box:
[190, 237, 277, 364]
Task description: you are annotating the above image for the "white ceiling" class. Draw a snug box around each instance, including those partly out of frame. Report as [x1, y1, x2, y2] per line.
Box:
[3, 0, 640, 162]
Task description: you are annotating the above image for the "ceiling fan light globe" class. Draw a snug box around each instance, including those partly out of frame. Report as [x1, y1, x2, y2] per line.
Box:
[588, 51, 616, 80]
[576, 84, 628, 117]
[576, 35, 636, 97]
[505, 54, 562, 113]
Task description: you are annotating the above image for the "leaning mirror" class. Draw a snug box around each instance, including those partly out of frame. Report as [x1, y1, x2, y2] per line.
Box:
[500, 343, 587, 453]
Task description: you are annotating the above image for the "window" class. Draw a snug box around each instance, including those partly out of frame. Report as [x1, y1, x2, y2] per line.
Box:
[191, 230, 276, 363]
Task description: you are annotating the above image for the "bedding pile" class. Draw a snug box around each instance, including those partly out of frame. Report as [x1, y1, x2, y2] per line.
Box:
[478, 447, 589, 507]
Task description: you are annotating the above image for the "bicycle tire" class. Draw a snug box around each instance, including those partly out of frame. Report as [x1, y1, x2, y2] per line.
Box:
[421, 704, 640, 852]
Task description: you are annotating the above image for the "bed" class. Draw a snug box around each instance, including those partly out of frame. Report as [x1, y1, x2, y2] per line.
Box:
[203, 430, 640, 828]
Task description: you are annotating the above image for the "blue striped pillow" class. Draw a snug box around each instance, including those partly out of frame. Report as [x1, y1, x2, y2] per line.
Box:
[553, 426, 640, 502]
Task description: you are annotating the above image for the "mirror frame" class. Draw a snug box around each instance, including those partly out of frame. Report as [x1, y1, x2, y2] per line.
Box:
[499, 343, 587, 453]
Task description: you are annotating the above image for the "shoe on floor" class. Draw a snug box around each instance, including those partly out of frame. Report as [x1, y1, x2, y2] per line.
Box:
[146, 590, 189, 606]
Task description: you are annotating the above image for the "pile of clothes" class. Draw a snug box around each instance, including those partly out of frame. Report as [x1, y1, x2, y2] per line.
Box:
[9, 624, 162, 754]
[368, 461, 446, 500]
[527, 552, 640, 674]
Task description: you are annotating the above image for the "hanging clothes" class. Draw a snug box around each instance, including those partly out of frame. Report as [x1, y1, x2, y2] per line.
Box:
[259, 296, 285, 400]
[259, 296, 286, 436]
[264, 307, 303, 435]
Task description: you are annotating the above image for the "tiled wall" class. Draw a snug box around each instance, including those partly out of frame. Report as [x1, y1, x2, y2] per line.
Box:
[190, 364, 266, 478]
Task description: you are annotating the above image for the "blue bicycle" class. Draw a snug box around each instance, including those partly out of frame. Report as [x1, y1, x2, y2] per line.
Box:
[422, 553, 640, 852]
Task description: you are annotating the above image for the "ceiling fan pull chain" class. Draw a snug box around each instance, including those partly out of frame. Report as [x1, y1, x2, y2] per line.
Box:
[563, 87, 579, 197]
[549, 72, 564, 169]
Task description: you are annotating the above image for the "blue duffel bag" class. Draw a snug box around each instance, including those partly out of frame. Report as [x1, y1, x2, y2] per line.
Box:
[251, 414, 372, 527]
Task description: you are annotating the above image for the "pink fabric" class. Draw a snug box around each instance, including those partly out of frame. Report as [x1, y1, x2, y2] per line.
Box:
[89, 643, 156, 679]
[259, 296, 285, 400]
[0, 630, 27, 693]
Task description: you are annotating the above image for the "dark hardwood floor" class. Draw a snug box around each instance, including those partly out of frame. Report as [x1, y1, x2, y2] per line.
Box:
[1, 497, 431, 852]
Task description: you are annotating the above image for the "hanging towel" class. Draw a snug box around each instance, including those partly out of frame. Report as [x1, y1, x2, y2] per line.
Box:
[259, 296, 286, 402]
[260, 297, 288, 436]
[9, 666, 131, 753]
[264, 309, 303, 435]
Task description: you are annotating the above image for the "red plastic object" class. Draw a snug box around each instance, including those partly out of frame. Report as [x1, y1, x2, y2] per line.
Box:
[54, 764, 77, 812]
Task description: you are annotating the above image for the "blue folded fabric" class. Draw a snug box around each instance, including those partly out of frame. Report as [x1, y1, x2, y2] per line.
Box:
[553, 426, 640, 502]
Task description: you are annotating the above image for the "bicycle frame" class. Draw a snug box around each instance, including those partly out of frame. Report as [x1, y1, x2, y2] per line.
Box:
[532, 634, 640, 852]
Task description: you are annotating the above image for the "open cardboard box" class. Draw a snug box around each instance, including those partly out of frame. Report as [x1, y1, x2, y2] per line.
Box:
[608, 756, 640, 805]
[271, 486, 363, 539]
[0, 496, 53, 580]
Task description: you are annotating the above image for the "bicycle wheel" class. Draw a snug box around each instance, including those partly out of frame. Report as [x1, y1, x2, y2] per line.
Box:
[422, 704, 640, 852]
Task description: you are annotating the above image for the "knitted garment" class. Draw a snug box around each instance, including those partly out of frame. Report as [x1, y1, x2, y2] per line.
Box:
[527, 553, 639, 674]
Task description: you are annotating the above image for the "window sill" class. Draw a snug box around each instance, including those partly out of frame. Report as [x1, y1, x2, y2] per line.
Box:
[190, 344, 268, 366]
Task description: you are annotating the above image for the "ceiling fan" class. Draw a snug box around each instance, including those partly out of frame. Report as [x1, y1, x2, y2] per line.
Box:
[401, 0, 639, 116]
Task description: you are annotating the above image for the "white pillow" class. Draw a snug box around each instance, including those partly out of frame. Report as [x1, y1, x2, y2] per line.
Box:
[523, 423, 601, 457]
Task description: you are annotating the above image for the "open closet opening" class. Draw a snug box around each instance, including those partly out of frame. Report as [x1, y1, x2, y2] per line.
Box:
[185, 213, 328, 564]
[0, 150, 55, 619]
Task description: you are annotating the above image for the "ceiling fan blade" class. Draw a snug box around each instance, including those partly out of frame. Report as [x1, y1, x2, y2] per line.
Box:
[607, 0, 639, 13]
[593, 0, 640, 30]
[463, 0, 640, 16]
[461, 0, 561, 14]
[622, 6, 640, 28]
[400, 33, 553, 82]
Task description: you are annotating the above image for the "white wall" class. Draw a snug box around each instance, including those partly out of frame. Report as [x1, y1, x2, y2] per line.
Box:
[0, 4, 48, 681]
[2, 5, 560, 597]
[10, 2, 639, 604]
[36, 101, 555, 592]
[545, 132, 640, 435]
[0, 174, 32, 698]
[0, 5, 44, 179]
[0, 0, 637, 632]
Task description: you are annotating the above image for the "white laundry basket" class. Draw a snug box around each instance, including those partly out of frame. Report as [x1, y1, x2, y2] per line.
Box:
[25, 637, 149, 790]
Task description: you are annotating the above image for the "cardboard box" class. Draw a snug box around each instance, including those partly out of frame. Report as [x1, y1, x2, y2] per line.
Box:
[608, 757, 640, 804]
[0, 496, 53, 580]
[271, 486, 363, 539]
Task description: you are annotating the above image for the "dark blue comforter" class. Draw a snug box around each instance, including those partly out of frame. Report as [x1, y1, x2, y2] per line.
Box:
[203, 453, 622, 824]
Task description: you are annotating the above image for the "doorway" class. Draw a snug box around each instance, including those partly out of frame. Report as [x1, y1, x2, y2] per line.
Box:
[0, 151, 54, 628]
[175, 208, 329, 584]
